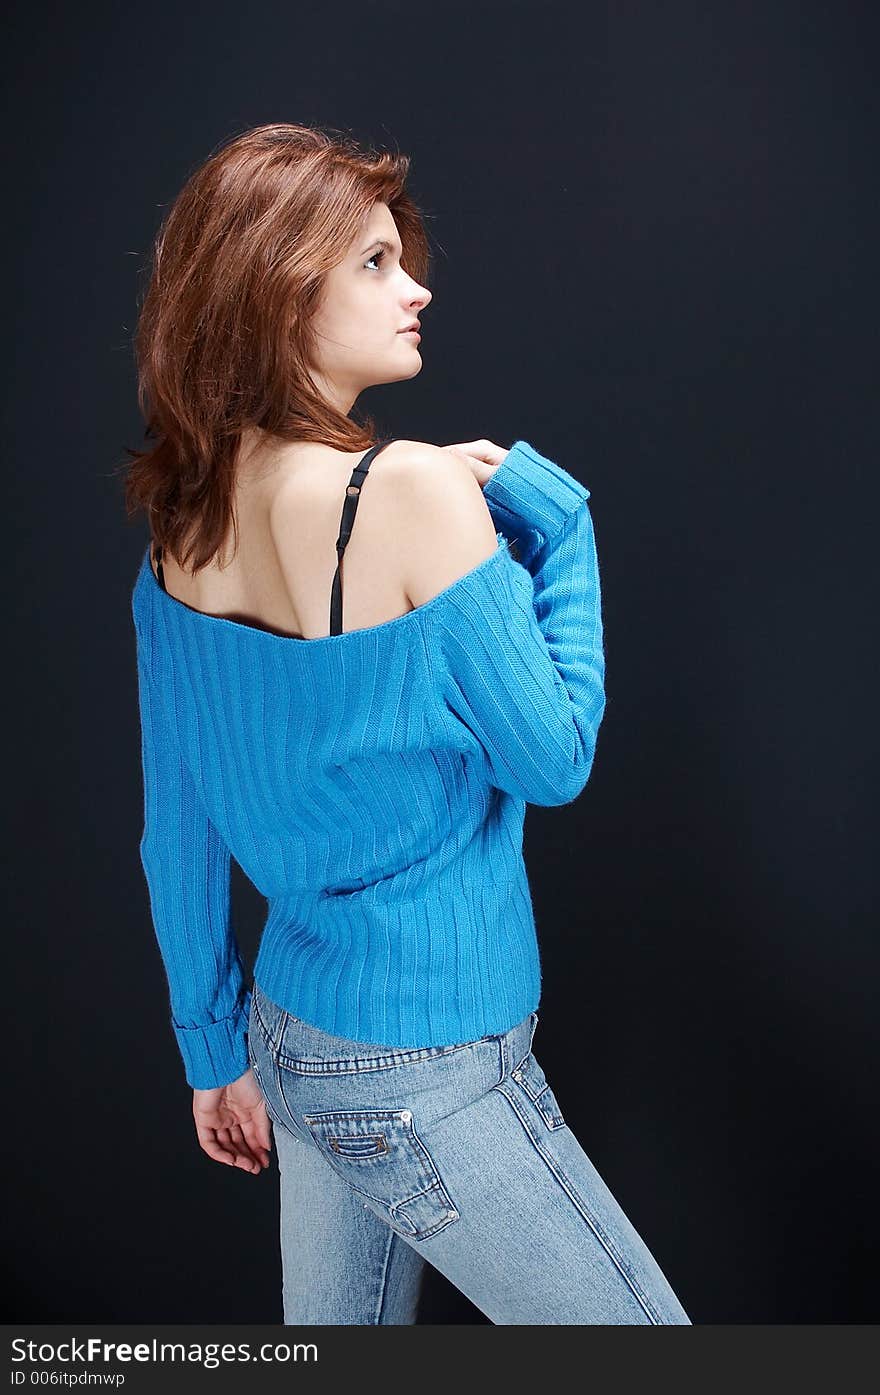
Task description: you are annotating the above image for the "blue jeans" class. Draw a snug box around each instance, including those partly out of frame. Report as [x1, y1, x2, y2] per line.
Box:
[248, 981, 692, 1325]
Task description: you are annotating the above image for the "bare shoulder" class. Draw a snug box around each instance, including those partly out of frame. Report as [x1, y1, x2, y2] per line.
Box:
[262, 437, 497, 617]
[390, 443, 501, 608]
[266, 438, 472, 525]
[267, 437, 429, 504]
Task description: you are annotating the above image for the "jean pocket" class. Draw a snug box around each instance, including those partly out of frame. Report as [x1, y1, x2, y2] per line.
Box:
[511, 1051, 566, 1130]
[301, 1107, 461, 1242]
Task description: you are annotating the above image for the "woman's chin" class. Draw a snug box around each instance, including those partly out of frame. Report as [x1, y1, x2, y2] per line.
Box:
[395, 354, 424, 381]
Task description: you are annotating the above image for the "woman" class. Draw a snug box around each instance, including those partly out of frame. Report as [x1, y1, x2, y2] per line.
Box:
[126, 121, 691, 1326]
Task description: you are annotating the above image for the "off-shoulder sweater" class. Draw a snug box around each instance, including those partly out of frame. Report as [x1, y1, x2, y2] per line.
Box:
[131, 440, 606, 1088]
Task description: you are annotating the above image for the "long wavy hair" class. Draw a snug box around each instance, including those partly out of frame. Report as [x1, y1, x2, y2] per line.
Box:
[121, 122, 432, 574]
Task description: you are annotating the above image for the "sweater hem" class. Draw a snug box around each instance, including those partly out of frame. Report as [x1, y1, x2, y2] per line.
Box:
[249, 973, 541, 1053]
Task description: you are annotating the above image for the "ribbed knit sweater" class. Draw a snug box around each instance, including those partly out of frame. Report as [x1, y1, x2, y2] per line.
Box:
[131, 439, 606, 1089]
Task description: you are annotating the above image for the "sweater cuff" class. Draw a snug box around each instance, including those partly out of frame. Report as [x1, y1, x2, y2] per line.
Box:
[173, 988, 253, 1090]
[482, 440, 590, 556]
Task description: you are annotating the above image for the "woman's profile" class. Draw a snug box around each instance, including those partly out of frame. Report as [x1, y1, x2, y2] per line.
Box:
[124, 120, 691, 1326]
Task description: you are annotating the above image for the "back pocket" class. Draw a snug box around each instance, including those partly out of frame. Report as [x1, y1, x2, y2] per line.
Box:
[302, 1107, 461, 1242]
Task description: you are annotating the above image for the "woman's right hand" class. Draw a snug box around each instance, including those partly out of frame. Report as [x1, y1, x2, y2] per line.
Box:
[192, 1068, 272, 1173]
[438, 439, 509, 488]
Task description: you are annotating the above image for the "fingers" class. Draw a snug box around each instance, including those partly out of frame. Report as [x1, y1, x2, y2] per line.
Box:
[250, 1108, 273, 1156]
[195, 1118, 270, 1173]
[219, 1122, 267, 1173]
[197, 1133, 239, 1167]
[194, 1120, 241, 1167]
[238, 1112, 273, 1170]
[443, 440, 508, 472]
[449, 439, 503, 462]
[191, 1081, 274, 1173]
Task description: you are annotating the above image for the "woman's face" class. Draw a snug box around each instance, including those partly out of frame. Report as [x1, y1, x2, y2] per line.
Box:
[309, 201, 432, 412]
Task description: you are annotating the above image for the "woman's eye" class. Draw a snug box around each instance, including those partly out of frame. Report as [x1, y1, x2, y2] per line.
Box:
[365, 250, 385, 271]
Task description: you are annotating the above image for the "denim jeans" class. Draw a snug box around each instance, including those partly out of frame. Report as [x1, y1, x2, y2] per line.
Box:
[248, 981, 692, 1325]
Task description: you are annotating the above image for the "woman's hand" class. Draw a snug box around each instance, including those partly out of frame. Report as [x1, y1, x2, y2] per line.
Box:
[192, 1067, 272, 1173]
[438, 439, 509, 487]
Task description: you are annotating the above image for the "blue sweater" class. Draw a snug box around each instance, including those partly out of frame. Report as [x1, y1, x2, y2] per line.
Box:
[131, 440, 606, 1089]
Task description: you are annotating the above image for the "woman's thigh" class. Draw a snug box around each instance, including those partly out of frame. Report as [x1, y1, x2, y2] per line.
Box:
[249, 985, 692, 1326]
[272, 1123, 427, 1324]
[410, 1077, 692, 1324]
[249, 1002, 426, 1325]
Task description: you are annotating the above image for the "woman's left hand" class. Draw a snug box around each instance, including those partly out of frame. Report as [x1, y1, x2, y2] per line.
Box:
[192, 1068, 272, 1173]
[438, 439, 509, 487]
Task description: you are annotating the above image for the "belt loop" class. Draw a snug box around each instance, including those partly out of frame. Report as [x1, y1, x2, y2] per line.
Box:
[254, 982, 287, 1056]
[272, 1000, 287, 1054]
[499, 1027, 511, 1081]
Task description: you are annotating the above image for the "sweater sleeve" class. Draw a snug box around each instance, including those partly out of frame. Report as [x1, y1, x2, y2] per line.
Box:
[435, 439, 606, 807]
[134, 648, 252, 1089]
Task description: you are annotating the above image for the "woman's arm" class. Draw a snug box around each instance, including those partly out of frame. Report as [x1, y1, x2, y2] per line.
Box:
[403, 439, 607, 807]
[134, 650, 252, 1090]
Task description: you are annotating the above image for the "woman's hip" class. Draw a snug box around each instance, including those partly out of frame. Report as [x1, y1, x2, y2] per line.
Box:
[247, 981, 541, 1233]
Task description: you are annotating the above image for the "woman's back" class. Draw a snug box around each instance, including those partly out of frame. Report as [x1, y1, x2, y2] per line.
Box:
[152, 434, 421, 641]
[132, 437, 606, 1090]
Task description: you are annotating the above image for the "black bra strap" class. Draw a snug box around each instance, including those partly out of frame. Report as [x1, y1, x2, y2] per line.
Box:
[152, 440, 398, 630]
[330, 438, 397, 636]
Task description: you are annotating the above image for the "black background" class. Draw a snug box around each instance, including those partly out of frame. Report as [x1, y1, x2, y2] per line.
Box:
[6, 0, 878, 1323]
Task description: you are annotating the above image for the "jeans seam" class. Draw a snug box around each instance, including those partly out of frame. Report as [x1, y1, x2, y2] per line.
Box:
[492, 1079, 664, 1325]
[276, 1039, 476, 1074]
[250, 998, 310, 1145]
[251, 985, 285, 1054]
[372, 1223, 398, 1325]
[270, 1051, 314, 1145]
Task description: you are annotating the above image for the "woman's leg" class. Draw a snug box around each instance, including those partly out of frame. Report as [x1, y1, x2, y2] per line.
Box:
[253, 985, 692, 1325]
[273, 1122, 427, 1324]
[249, 991, 426, 1325]
[400, 1058, 692, 1324]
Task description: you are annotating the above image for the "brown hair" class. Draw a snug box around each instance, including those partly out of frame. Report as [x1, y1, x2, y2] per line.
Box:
[121, 122, 432, 574]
